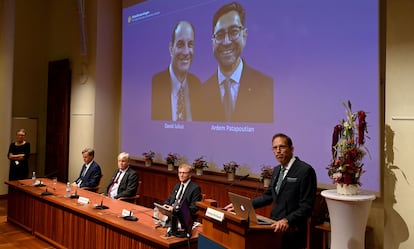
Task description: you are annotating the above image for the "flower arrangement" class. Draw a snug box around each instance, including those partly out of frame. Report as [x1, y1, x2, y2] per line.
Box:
[260, 165, 273, 181]
[142, 150, 155, 161]
[192, 156, 208, 169]
[223, 161, 239, 174]
[165, 153, 179, 165]
[327, 101, 369, 186]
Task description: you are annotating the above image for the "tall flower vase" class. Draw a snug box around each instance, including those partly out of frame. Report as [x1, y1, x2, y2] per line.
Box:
[321, 189, 375, 249]
[263, 178, 271, 188]
[227, 172, 235, 181]
[167, 163, 174, 171]
[196, 168, 203, 176]
[145, 159, 152, 167]
[336, 183, 358, 195]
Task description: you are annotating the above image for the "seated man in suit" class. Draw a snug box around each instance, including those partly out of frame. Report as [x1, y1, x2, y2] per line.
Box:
[163, 164, 201, 235]
[106, 152, 139, 203]
[71, 148, 102, 192]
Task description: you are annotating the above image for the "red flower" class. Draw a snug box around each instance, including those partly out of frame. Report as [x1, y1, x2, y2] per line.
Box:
[357, 111, 367, 145]
[327, 101, 369, 186]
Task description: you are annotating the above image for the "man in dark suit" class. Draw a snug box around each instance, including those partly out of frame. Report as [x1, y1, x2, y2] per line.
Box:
[203, 1, 274, 123]
[152, 21, 203, 121]
[106, 152, 138, 202]
[163, 164, 202, 222]
[72, 148, 102, 192]
[253, 133, 317, 249]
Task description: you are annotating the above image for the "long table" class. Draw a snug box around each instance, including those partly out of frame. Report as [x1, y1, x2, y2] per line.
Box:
[5, 179, 199, 249]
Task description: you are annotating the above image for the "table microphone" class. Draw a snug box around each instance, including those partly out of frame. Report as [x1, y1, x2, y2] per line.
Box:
[70, 187, 79, 199]
[34, 180, 46, 187]
[41, 186, 53, 196]
[94, 197, 109, 209]
[123, 209, 138, 221]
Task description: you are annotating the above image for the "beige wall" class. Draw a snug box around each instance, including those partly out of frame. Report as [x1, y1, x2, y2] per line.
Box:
[3, 0, 414, 248]
[0, 0, 121, 193]
[0, 0, 15, 194]
[384, 0, 414, 248]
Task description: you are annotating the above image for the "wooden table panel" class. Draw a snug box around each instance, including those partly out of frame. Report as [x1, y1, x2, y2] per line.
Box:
[6, 179, 199, 249]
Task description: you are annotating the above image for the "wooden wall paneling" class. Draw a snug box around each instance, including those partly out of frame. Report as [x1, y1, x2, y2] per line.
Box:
[138, 169, 170, 206]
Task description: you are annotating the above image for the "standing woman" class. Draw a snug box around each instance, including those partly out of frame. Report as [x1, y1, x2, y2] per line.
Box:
[8, 129, 31, 180]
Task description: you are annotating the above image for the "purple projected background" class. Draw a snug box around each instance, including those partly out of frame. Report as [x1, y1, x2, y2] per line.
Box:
[122, 0, 380, 193]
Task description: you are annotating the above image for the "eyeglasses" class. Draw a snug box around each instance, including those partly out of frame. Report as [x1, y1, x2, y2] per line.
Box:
[272, 145, 289, 151]
[212, 25, 244, 44]
[178, 171, 190, 175]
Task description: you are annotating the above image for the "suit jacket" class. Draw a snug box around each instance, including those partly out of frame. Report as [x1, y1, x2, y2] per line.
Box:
[202, 61, 274, 123]
[106, 167, 138, 200]
[74, 161, 102, 188]
[151, 68, 203, 121]
[164, 180, 202, 219]
[252, 157, 317, 249]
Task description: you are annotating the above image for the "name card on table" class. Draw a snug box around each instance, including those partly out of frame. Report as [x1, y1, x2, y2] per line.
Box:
[122, 209, 132, 217]
[77, 196, 90, 205]
[206, 207, 224, 222]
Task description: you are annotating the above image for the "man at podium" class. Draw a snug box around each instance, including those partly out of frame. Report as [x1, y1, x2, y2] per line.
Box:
[225, 133, 317, 249]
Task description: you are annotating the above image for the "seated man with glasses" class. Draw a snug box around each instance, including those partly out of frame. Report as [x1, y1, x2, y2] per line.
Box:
[202, 1, 274, 123]
[163, 164, 202, 221]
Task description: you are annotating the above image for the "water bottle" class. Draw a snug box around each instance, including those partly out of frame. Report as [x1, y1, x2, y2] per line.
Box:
[153, 207, 159, 225]
[32, 171, 36, 185]
[65, 182, 71, 197]
[154, 207, 159, 218]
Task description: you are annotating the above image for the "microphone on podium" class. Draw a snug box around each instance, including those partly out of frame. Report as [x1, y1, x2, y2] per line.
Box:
[210, 174, 250, 206]
[239, 174, 250, 181]
[94, 197, 109, 210]
[123, 209, 138, 221]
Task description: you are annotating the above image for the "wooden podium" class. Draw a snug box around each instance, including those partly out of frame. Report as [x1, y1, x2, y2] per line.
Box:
[196, 200, 282, 249]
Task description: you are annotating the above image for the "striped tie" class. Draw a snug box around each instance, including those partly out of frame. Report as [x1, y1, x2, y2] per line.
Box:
[223, 79, 232, 121]
[275, 167, 286, 194]
[177, 85, 186, 121]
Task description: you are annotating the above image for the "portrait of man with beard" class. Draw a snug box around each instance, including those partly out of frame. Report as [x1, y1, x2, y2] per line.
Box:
[202, 1, 274, 123]
[152, 21, 203, 121]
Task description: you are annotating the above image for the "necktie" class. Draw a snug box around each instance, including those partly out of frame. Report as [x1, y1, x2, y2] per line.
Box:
[108, 170, 121, 196]
[78, 165, 86, 184]
[173, 184, 184, 208]
[81, 165, 87, 177]
[275, 167, 286, 194]
[177, 85, 186, 121]
[223, 79, 232, 121]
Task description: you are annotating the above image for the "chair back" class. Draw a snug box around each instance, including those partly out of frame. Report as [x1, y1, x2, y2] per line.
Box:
[81, 174, 103, 193]
[119, 180, 141, 204]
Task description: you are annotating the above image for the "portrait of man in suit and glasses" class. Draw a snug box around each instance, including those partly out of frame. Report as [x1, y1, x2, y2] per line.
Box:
[202, 1, 274, 123]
